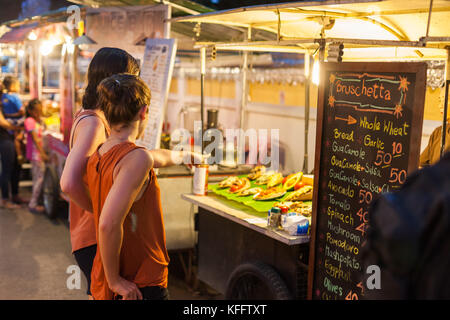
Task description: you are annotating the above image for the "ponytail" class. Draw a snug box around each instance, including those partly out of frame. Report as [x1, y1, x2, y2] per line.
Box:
[96, 73, 151, 126]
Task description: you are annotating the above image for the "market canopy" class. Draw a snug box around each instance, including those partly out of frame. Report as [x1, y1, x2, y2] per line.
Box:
[66, 0, 276, 51]
[0, 24, 37, 44]
[169, 0, 450, 60]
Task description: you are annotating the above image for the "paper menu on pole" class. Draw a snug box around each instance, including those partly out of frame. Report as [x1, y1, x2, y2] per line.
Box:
[136, 38, 177, 150]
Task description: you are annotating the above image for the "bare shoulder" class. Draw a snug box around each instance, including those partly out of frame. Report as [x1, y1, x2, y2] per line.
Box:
[118, 147, 154, 174]
[72, 116, 106, 145]
[75, 114, 104, 131]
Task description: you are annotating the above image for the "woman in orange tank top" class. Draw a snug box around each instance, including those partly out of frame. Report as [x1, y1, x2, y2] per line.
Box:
[60, 48, 140, 298]
[86, 74, 202, 300]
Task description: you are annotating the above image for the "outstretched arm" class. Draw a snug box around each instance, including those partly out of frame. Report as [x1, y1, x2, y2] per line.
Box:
[149, 149, 204, 168]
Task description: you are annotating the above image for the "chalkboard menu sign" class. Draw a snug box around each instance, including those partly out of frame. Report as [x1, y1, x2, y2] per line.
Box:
[308, 62, 427, 300]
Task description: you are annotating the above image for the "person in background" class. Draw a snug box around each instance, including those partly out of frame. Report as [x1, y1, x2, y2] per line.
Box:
[86, 73, 203, 300]
[362, 151, 450, 299]
[419, 96, 450, 167]
[1, 76, 24, 118]
[2, 76, 26, 166]
[0, 94, 21, 209]
[0, 78, 24, 208]
[60, 47, 141, 299]
[24, 99, 48, 214]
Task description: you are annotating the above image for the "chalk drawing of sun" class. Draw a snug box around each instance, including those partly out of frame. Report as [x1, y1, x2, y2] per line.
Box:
[394, 104, 403, 119]
[328, 95, 336, 108]
[329, 73, 336, 84]
[398, 76, 410, 92]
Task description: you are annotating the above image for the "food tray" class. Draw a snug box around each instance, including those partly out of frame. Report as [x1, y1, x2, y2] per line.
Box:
[208, 176, 312, 213]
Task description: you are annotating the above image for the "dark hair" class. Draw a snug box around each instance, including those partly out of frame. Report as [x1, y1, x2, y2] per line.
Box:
[0, 82, 3, 110]
[82, 47, 140, 110]
[3, 76, 18, 91]
[25, 98, 42, 118]
[96, 73, 151, 126]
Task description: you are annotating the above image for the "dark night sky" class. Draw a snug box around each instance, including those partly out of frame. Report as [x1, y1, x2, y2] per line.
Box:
[0, 0, 72, 24]
[0, 0, 314, 24]
[199, 0, 313, 10]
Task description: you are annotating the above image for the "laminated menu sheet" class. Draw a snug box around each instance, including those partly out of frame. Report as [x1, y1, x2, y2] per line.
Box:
[136, 38, 176, 150]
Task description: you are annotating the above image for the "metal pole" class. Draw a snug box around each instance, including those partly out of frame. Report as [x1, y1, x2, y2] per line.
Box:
[303, 53, 310, 173]
[425, 0, 434, 38]
[200, 47, 206, 154]
[442, 80, 448, 158]
[442, 48, 450, 157]
[14, 44, 19, 77]
[240, 51, 248, 130]
[240, 28, 251, 130]
[37, 42, 43, 100]
[72, 40, 78, 115]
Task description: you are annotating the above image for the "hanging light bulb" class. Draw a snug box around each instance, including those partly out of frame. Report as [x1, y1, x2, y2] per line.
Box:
[312, 58, 320, 86]
[28, 31, 37, 41]
[40, 38, 59, 56]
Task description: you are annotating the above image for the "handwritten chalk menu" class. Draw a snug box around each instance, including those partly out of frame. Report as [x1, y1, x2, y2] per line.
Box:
[136, 38, 177, 150]
[308, 62, 426, 300]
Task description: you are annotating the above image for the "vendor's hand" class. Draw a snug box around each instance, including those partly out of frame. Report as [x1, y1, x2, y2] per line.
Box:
[110, 277, 143, 300]
[191, 152, 206, 165]
[185, 152, 207, 168]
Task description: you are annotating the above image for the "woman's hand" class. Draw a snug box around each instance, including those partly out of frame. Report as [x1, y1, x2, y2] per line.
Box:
[189, 152, 206, 165]
[110, 277, 143, 300]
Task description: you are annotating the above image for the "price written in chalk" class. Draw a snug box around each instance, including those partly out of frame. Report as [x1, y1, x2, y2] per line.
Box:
[310, 63, 426, 301]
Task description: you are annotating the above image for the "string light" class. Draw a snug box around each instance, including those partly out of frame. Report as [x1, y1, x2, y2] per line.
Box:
[312, 58, 320, 86]
[28, 31, 37, 41]
[40, 38, 59, 56]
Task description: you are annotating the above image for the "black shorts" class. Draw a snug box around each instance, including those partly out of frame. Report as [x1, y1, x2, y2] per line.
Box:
[140, 286, 169, 300]
[73, 244, 97, 296]
[115, 286, 169, 300]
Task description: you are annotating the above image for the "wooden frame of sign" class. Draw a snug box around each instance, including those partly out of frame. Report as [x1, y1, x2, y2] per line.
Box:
[307, 62, 427, 300]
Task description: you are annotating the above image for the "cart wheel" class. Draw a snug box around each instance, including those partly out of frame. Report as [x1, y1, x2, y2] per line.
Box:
[225, 261, 292, 300]
[43, 166, 60, 219]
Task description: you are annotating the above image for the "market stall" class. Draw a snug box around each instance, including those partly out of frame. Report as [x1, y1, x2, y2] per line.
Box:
[183, 168, 313, 299]
[0, 8, 79, 196]
[172, 0, 450, 300]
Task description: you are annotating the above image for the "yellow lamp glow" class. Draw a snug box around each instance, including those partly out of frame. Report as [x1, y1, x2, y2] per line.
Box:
[312, 58, 320, 86]
[28, 31, 37, 41]
[40, 39, 59, 56]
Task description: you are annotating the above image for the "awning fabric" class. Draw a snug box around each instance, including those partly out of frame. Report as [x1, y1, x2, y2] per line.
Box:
[0, 24, 37, 43]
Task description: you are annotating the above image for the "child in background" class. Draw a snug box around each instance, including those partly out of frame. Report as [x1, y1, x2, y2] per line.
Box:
[1, 76, 25, 164]
[24, 99, 48, 214]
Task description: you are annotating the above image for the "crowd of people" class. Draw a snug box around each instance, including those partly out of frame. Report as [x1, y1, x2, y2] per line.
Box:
[1, 45, 449, 300]
[0, 75, 47, 213]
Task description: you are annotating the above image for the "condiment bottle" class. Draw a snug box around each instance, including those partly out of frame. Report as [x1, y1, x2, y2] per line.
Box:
[193, 157, 209, 196]
[268, 207, 282, 230]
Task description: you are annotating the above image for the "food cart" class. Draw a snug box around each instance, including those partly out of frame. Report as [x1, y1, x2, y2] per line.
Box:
[171, 0, 450, 299]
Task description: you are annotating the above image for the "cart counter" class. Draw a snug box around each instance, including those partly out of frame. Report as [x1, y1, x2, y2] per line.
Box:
[182, 193, 310, 246]
[182, 192, 310, 300]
